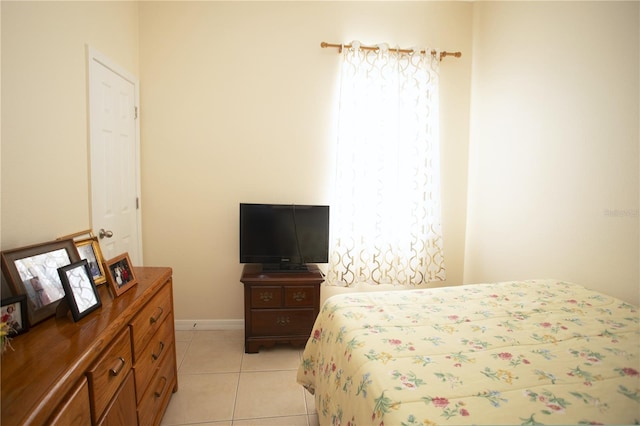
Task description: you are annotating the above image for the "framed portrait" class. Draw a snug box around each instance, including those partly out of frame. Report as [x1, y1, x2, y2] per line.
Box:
[1, 239, 81, 325]
[75, 237, 106, 286]
[57, 260, 102, 322]
[1, 295, 29, 336]
[104, 253, 137, 298]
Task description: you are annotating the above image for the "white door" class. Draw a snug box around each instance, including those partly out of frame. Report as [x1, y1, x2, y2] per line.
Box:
[88, 47, 143, 265]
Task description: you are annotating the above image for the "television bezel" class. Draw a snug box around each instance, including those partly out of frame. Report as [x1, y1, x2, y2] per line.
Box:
[239, 203, 330, 268]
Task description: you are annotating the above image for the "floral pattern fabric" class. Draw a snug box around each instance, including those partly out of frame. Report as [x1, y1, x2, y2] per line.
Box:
[296, 280, 640, 425]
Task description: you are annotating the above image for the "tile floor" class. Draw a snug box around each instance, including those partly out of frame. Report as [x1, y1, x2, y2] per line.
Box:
[160, 329, 319, 426]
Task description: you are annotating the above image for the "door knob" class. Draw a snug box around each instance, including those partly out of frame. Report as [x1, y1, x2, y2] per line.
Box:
[98, 228, 114, 239]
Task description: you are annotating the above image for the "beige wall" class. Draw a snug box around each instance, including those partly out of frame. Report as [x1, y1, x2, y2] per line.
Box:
[2, 1, 637, 325]
[138, 1, 473, 322]
[1, 1, 139, 247]
[465, 1, 639, 304]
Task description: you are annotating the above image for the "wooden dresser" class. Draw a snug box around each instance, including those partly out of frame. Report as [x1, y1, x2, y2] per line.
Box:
[1, 266, 177, 426]
[240, 264, 324, 353]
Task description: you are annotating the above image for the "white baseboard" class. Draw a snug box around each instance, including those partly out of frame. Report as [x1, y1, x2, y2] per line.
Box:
[174, 319, 244, 331]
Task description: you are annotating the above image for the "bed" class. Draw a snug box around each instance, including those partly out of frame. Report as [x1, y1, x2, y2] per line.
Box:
[296, 279, 640, 425]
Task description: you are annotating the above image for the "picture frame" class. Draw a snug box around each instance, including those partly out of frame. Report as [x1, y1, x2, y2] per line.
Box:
[74, 236, 106, 286]
[56, 229, 93, 242]
[1, 295, 29, 336]
[104, 253, 137, 297]
[57, 260, 102, 322]
[1, 239, 81, 325]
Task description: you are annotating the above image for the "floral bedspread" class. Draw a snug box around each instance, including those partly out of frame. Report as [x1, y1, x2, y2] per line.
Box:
[296, 280, 640, 425]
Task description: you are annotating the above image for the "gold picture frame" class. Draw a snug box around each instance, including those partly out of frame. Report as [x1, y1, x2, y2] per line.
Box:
[75, 237, 106, 286]
[57, 230, 107, 286]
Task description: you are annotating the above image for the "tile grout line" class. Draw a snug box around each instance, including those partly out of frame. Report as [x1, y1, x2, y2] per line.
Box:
[230, 356, 242, 424]
[170, 330, 315, 425]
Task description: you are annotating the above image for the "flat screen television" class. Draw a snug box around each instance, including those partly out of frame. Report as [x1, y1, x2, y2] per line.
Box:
[239, 203, 329, 271]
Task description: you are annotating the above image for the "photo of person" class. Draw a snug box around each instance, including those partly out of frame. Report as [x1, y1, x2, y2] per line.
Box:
[15, 250, 68, 310]
[111, 260, 132, 287]
[77, 244, 100, 279]
[105, 253, 137, 297]
[74, 238, 106, 285]
[1, 297, 26, 336]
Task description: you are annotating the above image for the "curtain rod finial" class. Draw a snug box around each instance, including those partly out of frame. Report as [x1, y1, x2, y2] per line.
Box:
[439, 51, 462, 61]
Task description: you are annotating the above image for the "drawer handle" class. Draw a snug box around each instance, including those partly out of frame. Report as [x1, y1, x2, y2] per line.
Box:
[276, 316, 290, 326]
[292, 291, 306, 302]
[259, 292, 273, 302]
[150, 306, 164, 324]
[152, 341, 165, 361]
[109, 357, 126, 377]
[154, 376, 168, 398]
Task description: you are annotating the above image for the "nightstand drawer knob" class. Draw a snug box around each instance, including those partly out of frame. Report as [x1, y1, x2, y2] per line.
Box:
[276, 316, 291, 326]
[260, 292, 274, 302]
[292, 291, 306, 302]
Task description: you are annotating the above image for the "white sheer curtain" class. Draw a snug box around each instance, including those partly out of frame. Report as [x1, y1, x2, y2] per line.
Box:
[326, 41, 446, 287]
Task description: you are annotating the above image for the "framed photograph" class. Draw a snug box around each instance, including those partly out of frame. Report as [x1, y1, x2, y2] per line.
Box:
[57, 260, 102, 322]
[104, 253, 137, 297]
[1, 239, 81, 325]
[1, 295, 29, 336]
[75, 237, 106, 286]
[56, 229, 93, 242]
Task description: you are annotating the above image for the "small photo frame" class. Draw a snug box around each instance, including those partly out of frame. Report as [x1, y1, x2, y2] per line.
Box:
[57, 260, 102, 322]
[75, 237, 106, 286]
[1, 295, 29, 336]
[1, 239, 81, 325]
[104, 253, 137, 298]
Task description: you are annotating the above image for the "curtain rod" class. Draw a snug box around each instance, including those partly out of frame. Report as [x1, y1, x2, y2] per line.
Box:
[321, 42, 461, 61]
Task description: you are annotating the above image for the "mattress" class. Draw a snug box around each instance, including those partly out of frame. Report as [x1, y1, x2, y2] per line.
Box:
[296, 280, 640, 425]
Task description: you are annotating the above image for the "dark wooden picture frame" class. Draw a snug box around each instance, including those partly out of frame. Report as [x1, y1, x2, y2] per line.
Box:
[1, 239, 81, 325]
[57, 260, 102, 322]
[75, 236, 106, 286]
[1, 294, 29, 336]
[104, 252, 137, 297]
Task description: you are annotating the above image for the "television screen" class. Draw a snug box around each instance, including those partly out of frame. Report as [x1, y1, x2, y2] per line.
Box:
[239, 203, 329, 269]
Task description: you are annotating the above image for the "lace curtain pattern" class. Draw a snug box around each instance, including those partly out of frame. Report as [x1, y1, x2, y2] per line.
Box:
[326, 41, 446, 287]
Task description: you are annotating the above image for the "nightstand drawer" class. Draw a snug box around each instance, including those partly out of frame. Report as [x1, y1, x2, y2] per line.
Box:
[250, 286, 282, 308]
[284, 286, 316, 307]
[250, 309, 316, 336]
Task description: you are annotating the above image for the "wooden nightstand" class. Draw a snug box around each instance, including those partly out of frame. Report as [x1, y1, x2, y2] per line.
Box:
[240, 264, 324, 353]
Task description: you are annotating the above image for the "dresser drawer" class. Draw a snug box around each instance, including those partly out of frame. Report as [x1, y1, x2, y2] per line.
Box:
[130, 280, 172, 362]
[87, 328, 133, 424]
[250, 309, 316, 336]
[97, 370, 137, 426]
[133, 311, 175, 403]
[250, 286, 282, 308]
[284, 286, 316, 307]
[47, 377, 91, 425]
[137, 345, 176, 426]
